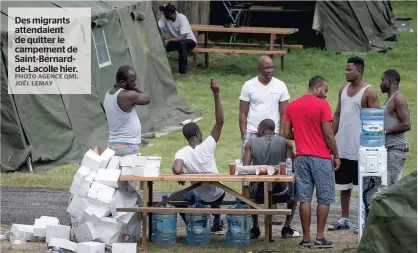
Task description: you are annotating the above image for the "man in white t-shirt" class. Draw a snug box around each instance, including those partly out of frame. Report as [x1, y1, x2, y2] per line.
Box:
[170, 78, 226, 235]
[239, 55, 290, 197]
[158, 3, 197, 77]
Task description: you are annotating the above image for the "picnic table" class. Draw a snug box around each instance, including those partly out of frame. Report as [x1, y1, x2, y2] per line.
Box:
[190, 24, 302, 71]
[117, 173, 295, 252]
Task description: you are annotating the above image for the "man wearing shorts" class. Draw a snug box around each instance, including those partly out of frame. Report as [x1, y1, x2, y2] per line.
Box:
[282, 76, 340, 248]
[329, 57, 380, 232]
[380, 69, 411, 186]
[239, 55, 290, 197]
[242, 119, 300, 239]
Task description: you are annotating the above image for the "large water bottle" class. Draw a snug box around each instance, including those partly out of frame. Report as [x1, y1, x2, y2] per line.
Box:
[151, 195, 177, 245]
[360, 108, 385, 147]
[226, 198, 251, 246]
[185, 196, 211, 245]
[285, 158, 293, 175]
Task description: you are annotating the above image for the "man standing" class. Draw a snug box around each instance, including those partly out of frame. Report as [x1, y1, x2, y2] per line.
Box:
[328, 56, 380, 232]
[282, 76, 340, 248]
[380, 69, 411, 186]
[242, 119, 300, 240]
[158, 3, 197, 77]
[103, 65, 150, 157]
[171, 79, 226, 235]
[239, 55, 290, 196]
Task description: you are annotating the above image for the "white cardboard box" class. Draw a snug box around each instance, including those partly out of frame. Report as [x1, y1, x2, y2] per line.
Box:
[94, 169, 121, 188]
[110, 190, 138, 210]
[112, 243, 137, 253]
[70, 171, 97, 197]
[97, 217, 124, 245]
[100, 148, 116, 168]
[48, 238, 77, 252]
[10, 224, 37, 241]
[73, 222, 99, 243]
[67, 195, 88, 222]
[46, 225, 71, 243]
[120, 155, 161, 168]
[33, 216, 60, 237]
[77, 241, 106, 253]
[87, 182, 115, 204]
[107, 156, 121, 170]
[81, 149, 102, 171]
[74, 166, 91, 183]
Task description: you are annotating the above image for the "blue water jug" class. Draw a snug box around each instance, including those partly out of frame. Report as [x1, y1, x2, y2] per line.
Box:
[151, 195, 177, 245]
[226, 198, 251, 246]
[185, 196, 211, 245]
[360, 108, 385, 147]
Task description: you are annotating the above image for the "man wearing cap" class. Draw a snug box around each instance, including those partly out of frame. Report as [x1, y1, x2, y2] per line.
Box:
[158, 3, 197, 77]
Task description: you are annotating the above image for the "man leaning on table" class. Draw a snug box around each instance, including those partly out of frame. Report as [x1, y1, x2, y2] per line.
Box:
[170, 78, 226, 235]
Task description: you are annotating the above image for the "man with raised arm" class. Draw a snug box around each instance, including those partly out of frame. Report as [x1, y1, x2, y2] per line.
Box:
[282, 76, 340, 248]
[380, 69, 411, 186]
[239, 55, 290, 197]
[104, 65, 150, 156]
[170, 79, 226, 235]
[328, 56, 380, 233]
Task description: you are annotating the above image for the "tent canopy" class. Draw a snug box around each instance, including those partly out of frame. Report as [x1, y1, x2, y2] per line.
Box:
[0, 1, 201, 172]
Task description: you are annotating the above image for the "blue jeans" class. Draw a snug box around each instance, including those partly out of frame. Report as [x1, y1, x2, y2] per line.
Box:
[169, 190, 225, 225]
[107, 142, 140, 156]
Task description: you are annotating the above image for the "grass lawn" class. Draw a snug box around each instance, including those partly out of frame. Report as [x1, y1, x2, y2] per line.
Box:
[1, 2, 416, 195]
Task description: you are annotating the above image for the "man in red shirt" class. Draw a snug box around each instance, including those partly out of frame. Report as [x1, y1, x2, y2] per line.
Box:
[281, 76, 340, 248]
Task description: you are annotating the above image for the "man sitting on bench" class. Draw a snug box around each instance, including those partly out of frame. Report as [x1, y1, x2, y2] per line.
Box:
[242, 119, 300, 239]
[170, 78, 226, 235]
[158, 3, 197, 77]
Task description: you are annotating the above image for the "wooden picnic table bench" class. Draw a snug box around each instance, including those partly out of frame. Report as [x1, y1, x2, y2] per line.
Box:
[117, 173, 295, 252]
[190, 24, 302, 71]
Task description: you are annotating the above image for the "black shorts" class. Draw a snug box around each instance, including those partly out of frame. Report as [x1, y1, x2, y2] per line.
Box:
[335, 158, 358, 191]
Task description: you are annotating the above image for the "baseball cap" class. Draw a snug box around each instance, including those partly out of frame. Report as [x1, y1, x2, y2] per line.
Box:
[159, 3, 176, 12]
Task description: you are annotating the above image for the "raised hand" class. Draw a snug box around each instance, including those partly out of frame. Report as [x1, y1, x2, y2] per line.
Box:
[210, 78, 220, 95]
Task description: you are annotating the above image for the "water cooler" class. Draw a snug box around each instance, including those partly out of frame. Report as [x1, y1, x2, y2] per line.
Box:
[357, 108, 387, 244]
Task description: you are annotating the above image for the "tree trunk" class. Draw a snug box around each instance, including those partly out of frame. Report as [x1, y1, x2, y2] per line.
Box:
[151, 0, 210, 41]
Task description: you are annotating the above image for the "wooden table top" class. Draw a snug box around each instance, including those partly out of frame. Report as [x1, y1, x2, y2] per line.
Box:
[191, 24, 298, 35]
[119, 173, 295, 182]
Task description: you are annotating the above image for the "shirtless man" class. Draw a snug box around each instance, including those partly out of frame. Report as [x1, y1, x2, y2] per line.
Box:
[328, 56, 380, 233]
[380, 69, 411, 186]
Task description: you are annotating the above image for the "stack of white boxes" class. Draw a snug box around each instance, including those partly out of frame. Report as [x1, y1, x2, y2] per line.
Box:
[65, 148, 161, 251]
[10, 148, 161, 252]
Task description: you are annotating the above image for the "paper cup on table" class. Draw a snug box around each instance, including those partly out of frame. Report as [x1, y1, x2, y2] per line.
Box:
[229, 163, 236, 175]
[267, 166, 279, 175]
[279, 163, 286, 175]
[256, 167, 268, 175]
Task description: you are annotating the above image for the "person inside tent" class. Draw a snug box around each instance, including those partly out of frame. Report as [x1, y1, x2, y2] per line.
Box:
[158, 3, 197, 77]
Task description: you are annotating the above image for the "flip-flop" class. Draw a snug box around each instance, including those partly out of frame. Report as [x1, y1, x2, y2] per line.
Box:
[327, 221, 350, 231]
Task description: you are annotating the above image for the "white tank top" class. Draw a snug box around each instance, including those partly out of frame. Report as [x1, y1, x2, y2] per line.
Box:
[336, 83, 370, 160]
[103, 88, 142, 144]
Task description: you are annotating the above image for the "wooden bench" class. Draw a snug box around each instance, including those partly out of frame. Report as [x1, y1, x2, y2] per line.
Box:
[191, 48, 288, 72]
[117, 207, 291, 215]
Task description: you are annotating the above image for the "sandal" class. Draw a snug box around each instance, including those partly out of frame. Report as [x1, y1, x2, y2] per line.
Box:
[327, 220, 350, 231]
[299, 240, 312, 248]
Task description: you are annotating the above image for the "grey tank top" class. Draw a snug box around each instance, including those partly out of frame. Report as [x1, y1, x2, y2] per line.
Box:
[336, 83, 370, 160]
[250, 135, 287, 165]
[383, 91, 408, 147]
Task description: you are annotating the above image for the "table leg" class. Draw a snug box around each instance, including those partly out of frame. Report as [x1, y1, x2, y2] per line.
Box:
[140, 182, 149, 252]
[264, 182, 273, 247]
[148, 181, 153, 242]
[268, 34, 276, 59]
[281, 37, 285, 71]
[204, 32, 209, 68]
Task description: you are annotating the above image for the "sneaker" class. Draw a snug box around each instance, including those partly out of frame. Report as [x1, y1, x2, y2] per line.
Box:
[210, 220, 225, 235]
[281, 226, 301, 238]
[314, 237, 333, 248]
[299, 240, 312, 248]
[328, 218, 350, 231]
[250, 227, 261, 239]
[353, 227, 358, 234]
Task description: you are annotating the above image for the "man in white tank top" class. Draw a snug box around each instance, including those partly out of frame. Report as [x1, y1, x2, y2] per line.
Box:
[103, 65, 150, 156]
[328, 57, 380, 233]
